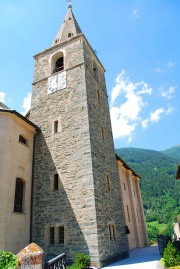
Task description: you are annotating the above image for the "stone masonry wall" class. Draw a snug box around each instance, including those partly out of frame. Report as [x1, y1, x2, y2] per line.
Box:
[30, 37, 100, 266]
[30, 34, 128, 267]
[83, 40, 129, 265]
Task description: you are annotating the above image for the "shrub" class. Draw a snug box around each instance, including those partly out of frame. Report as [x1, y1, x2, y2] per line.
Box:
[74, 253, 90, 268]
[160, 257, 165, 266]
[0, 250, 18, 269]
[163, 242, 180, 268]
[68, 253, 90, 269]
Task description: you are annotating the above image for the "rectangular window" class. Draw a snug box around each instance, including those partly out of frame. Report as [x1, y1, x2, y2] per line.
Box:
[59, 226, 64, 244]
[54, 174, 59, 190]
[50, 227, 55, 245]
[54, 121, 58, 134]
[14, 178, 24, 212]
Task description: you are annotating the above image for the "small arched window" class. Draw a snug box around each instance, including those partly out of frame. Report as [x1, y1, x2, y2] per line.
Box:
[54, 174, 59, 190]
[54, 121, 59, 134]
[14, 178, 24, 212]
[19, 135, 27, 145]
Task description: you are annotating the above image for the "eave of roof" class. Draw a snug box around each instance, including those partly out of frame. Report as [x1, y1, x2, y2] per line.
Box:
[116, 153, 141, 179]
[0, 102, 9, 109]
[0, 109, 40, 131]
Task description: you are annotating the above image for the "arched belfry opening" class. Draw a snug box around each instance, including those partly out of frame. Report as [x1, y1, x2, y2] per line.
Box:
[51, 51, 64, 74]
[55, 57, 64, 73]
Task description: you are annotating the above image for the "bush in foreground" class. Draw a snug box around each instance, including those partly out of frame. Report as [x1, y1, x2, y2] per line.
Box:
[0, 250, 18, 269]
[163, 242, 180, 268]
[68, 253, 90, 269]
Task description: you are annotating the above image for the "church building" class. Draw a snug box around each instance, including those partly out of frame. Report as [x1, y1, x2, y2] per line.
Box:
[0, 4, 148, 267]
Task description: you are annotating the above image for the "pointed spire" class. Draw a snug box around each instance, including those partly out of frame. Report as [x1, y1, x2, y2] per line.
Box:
[52, 4, 82, 46]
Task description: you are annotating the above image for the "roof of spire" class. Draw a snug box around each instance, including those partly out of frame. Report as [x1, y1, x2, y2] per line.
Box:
[52, 5, 82, 46]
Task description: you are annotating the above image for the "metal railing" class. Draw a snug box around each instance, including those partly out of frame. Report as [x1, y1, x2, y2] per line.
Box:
[45, 253, 66, 269]
[53, 66, 64, 73]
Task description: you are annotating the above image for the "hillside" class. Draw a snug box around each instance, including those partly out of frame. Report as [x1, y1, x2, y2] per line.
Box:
[116, 147, 180, 225]
[162, 145, 180, 162]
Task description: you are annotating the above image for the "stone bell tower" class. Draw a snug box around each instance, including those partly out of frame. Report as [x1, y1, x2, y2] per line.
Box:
[30, 3, 128, 267]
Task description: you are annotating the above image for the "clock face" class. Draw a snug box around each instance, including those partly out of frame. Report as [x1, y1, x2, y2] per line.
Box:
[48, 71, 66, 94]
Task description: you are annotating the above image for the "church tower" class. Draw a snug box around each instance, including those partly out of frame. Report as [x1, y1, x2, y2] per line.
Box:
[30, 4, 128, 267]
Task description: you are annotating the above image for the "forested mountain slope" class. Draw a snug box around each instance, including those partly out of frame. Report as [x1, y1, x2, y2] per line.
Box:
[116, 147, 180, 225]
[162, 145, 180, 162]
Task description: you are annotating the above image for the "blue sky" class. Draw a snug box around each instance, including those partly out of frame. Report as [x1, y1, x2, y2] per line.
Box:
[0, 0, 179, 151]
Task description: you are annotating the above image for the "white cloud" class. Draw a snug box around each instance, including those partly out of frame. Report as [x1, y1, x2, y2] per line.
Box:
[21, 92, 31, 115]
[111, 70, 126, 105]
[154, 61, 175, 73]
[141, 119, 149, 129]
[0, 92, 6, 103]
[161, 86, 175, 100]
[141, 107, 174, 129]
[132, 9, 139, 18]
[150, 108, 165, 122]
[110, 107, 136, 142]
[137, 86, 152, 95]
[153, 67, 163, 73]
[110, 70, 175, 143]
[110, 70, 152, 143]
[167, 61, 174, 68]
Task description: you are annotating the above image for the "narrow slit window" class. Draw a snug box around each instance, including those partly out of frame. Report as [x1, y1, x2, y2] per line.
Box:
[59, 226, 64, 244]
[50, 227, 55, 245]
[54, 121, 58, 134]
[14, 178, 24, 212]
[54, 174, 59, 190]
[106, 176, 111, 191]
[127, 205, 131, 222]
[108, 225, 112, 240]
[101, 127, 105, 141]
[93, 61, 99, 82]
[108, 224, 116, 241]
[112, 225, 116, 240]
[97, 90, 100, 104]
[124, 183, 126, 191]
[19, 135, 27, 145]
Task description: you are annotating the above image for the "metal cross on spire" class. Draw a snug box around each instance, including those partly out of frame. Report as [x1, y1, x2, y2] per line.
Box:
[66, 0, 72, 8]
